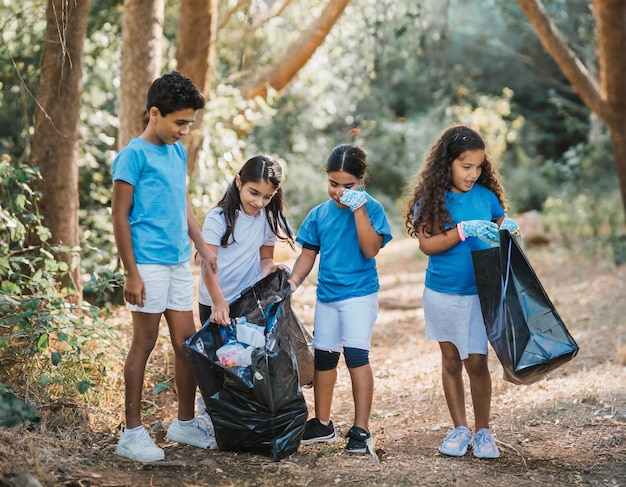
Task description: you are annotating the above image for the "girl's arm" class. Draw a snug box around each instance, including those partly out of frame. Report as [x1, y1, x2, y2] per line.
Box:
[287, 248, 318, 292]
[417, 224, 462, 256]
[353, 206, 384, 259]
[259, 245, 290, 276]
[200, 243, 231, 325]
[111, 180, 145, 307]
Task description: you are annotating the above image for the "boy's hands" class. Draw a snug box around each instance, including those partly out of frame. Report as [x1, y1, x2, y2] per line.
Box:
[457, 220, 500, 245]
[123, 272, 146, 307]
[500, 217, 521, 236]
[339, 189, 367, 211]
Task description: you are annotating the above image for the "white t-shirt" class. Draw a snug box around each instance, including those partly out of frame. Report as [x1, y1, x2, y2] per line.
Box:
[198, 206, 276, 306]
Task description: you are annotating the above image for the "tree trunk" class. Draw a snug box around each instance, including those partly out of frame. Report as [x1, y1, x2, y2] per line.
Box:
[592, 0, 626, 216]
[118, 0, 164, 150]
[241, 0, 352, 100]
[30, 0, 91, 297]
[176, 0, 218, 176]
[518, 0, 626, 216]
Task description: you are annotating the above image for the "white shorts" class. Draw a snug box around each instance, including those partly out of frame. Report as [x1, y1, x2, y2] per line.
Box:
[126, 261, 194, 314]
[312, 293, 378, 352]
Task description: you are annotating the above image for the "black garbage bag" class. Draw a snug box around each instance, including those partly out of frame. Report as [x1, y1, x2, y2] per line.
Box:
[183, 269, 312, 460]
[472, 230, 579, 385]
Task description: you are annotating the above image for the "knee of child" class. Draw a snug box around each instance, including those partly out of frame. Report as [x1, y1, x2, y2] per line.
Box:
[344, 347, 369, 369]
[314, 349, 340, 371]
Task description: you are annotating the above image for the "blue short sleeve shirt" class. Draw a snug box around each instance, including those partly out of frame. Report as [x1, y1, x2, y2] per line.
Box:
[296, 193, 393, 302]
[112, 138, 190, 264]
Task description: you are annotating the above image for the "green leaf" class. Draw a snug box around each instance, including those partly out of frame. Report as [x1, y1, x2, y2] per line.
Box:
[77, 380, 91, 394]
[51, 351, 62, 366]
[153, 382, 171, 395]
[38, 373, 51, 386]
[36, 333, 48, 352]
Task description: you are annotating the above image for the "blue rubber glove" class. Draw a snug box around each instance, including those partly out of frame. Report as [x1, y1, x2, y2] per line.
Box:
[340, 188, 367, 211]
[457, 220, 500, 245]
[500, 217, 521, 236]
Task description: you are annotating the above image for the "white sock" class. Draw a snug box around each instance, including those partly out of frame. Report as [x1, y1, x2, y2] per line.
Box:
[122, 425, 143, 438]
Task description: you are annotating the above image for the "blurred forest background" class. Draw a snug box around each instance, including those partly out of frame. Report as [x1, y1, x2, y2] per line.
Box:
[0, 0, 625, 415]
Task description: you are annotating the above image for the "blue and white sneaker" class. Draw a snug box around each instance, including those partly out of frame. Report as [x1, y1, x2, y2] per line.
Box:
[471, 428, 500, 459]
[438, 426, 472, 457]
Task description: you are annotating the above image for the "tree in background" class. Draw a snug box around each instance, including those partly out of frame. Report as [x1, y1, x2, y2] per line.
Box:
[519, 0, 626, 215]
[118, 0, 164, 150]
[29, 0, 92, 297]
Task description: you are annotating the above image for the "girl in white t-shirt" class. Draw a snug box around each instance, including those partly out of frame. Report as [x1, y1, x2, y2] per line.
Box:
[197, 155, 294, 326]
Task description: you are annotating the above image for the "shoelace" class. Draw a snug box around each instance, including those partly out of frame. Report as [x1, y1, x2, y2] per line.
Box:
[473, 432, 494, 451]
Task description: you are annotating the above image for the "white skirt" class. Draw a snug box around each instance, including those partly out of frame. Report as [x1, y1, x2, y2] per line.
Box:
[423, 288, 488, 360]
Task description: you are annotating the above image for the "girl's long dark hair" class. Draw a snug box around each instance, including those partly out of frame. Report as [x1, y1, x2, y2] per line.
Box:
[402, 125, 508, 238]
[217, 155, 294, 248]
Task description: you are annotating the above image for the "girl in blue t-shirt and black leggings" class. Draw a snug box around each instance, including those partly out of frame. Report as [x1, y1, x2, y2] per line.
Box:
[288, 144, 393, 455]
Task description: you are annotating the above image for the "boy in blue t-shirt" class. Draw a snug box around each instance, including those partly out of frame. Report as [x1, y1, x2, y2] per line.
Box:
[111, 71, 217, 462]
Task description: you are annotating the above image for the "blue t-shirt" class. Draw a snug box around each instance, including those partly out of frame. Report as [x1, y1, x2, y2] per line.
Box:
[111, 138, 190, 265]
[296, 193, 393, 303]
[425, 184, 504, 295]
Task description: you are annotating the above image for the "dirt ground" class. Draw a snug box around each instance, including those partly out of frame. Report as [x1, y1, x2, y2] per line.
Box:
[1, 236, 625, 487]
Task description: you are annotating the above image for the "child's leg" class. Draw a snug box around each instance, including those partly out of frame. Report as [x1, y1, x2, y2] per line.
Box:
[124, 311, 162, 429]
[463, 353, 491, 431]
[439, 341, 467, 427]
[164, 308, 197, 421]
[347, 362, 373, 431]
[313, 367, 337, 423]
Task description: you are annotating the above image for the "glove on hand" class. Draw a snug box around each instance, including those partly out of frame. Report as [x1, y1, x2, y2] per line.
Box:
[500, 217, 521, 236]
[457, 220, 500, 245]
[340, 188, 367, 211]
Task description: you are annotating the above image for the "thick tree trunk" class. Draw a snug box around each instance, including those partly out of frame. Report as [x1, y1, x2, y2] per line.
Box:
[593, 0, 626, 216]
[176, 0, 218, 176]
[30, 0, 91, 297]
[241, 0, 352, 100]
[118, 0, 164, 150]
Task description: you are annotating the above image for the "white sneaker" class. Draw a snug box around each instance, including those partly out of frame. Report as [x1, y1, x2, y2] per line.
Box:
[166, 418, 218, 449]
[116, 427, 165, 462]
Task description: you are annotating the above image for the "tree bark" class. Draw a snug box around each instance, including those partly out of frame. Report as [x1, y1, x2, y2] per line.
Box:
[118, 0, 164, 150]
[30, 0, 91, 297]
[241, 0, 352, 100]
[518, 0, 626, 215]
[176, 0, 218, 176]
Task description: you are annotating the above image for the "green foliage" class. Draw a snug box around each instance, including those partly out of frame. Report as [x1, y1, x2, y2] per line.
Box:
[0, 383, 40, 428]
[0, 157, 122, 404]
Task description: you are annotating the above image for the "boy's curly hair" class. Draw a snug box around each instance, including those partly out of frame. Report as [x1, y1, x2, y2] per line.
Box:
[402, 125, 508, 238]
[146, 70, 205, 116]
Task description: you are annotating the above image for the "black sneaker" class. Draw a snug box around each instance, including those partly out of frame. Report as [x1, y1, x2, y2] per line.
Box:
[300, 418, 337, 445]
[344, 425, 371, 454]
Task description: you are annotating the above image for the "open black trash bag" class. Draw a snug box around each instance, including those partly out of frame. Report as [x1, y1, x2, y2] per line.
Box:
[472, 230, 579, 385]
[183, 269, 312, 460]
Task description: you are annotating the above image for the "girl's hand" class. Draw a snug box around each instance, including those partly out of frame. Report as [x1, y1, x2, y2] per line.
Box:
[457, 220, 500, 245]
[210, 302, 231, 325]
[339, 188, 367, 211]
[500, 217, 521, 236]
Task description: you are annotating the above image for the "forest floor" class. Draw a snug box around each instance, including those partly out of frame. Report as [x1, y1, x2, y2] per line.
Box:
[0, 236, 625, 487]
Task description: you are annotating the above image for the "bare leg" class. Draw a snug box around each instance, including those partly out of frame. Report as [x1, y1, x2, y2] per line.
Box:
[124, 312, 161, 429]
[464, 353, 491, 431]
[164, 309, 198, 421]
[313, 368, 337, 423]
[347, 364, 374, 431]
[439, 341, 468, 428]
